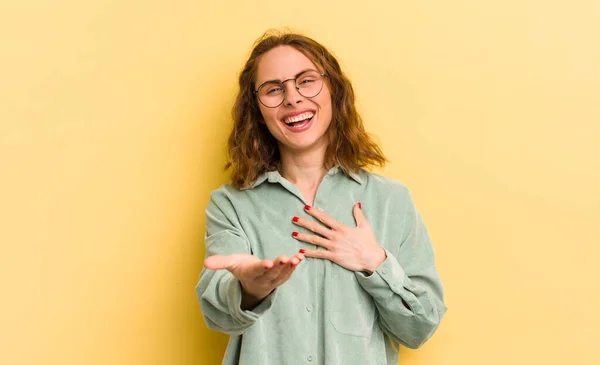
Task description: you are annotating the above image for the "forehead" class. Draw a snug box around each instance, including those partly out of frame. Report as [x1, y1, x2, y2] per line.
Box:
[256, 46, 318, 84]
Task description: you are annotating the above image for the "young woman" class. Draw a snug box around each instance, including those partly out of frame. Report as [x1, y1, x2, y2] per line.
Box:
[196, 31, 447, 365]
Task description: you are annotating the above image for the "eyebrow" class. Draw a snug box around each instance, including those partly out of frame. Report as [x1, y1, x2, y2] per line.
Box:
[257, 68, 317, 86]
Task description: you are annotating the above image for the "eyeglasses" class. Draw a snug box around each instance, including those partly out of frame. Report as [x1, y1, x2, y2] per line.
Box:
[254, 70, 326, 108]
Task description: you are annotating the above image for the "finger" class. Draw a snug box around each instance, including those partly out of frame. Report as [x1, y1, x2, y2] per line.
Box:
[280, 253, 304, 275]
[287, 252, 305, 267]
[259, 255, 289, 280]
[300, 249, 334, 261]
[352, 202, 368, 228]
[270, 253, 304, 286]
[304, 205, 344, 231]
[292, 216, 335, 239]
[244, 259, 275, 278]
[292, 252, 305, 261]
[289, 252, 306, 266]
[292, 231, 332, 249]
[289, 256, 300, 266]
[276, 255, 291, 266]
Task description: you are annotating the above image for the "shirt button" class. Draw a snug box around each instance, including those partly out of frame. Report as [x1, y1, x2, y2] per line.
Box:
[317, 207, 324, 211]
[306, 257, 312, 261]
[307, 355, 314, 362]
[306, 304, 314, 312]
[382, 267, 389, 275]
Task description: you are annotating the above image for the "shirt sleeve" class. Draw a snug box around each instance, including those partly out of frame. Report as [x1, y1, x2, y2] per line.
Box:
[355, 188, 447, 349]
[195, 188, 277, 336]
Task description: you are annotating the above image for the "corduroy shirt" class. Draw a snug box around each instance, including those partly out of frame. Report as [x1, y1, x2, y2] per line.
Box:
[196, 167, 447, 365]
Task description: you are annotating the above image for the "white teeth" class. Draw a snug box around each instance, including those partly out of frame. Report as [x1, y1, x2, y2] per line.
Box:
[284, 112, 314, 124]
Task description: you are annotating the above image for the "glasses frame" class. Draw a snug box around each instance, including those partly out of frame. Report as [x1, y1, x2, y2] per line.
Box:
[253, 70, 327, 108]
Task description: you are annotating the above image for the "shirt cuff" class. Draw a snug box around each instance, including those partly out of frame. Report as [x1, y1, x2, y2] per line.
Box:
[355, 248, 407, 301]
[226, 274, 278, 323]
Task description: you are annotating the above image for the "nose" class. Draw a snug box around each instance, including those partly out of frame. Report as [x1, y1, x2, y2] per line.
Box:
[282, 80, 303, 106]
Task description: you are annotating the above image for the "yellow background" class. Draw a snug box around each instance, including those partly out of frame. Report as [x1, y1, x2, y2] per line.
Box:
[1, 0, 599, 364]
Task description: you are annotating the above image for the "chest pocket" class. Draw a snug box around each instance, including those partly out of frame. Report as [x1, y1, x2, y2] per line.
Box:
[328, 264, 377, 338]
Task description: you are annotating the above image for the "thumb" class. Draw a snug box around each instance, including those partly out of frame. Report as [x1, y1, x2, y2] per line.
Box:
[353, 202, 368, 228]
[204, 254, 248, 271]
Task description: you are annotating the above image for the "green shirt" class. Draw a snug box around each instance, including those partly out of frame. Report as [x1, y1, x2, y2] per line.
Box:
[196, 167, 447, 365]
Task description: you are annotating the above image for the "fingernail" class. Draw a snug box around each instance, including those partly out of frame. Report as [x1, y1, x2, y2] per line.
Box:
[292, 232, 299, 237]
[299, 249, 306, 253]
[358, 202, 362, 209]
[304, 205, 311, 210]
[292, 216, 299, 222]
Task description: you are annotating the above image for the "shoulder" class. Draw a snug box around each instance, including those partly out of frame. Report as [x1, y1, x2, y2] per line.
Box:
[209, 181, 240, 199]
[209, 179, 255, 202]
[358, 170, 419, 217]
[206, 181, 247, 211]
[205, 182, 256, 226]
[360, 170, 411, 200]
[208, 179, 267, 208]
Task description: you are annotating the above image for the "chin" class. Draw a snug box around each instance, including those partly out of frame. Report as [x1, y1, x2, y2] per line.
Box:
[284, 135, 328, 153]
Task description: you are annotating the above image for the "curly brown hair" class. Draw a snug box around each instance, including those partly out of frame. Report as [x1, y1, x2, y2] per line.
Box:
[226, 30, 387, 188]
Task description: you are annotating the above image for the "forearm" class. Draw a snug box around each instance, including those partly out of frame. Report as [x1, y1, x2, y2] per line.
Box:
[197, 269, 277, 336]
[240, 284, 273, 310]
[356, 249, 447, 348]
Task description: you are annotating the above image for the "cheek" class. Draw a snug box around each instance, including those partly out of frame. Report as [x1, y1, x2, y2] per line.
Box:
[319, 86, 333, 108]
[259, 106, 279, 124]
[317, 93, 333, 120]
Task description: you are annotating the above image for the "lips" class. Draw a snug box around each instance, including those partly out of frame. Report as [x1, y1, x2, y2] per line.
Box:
[283, 111, 315, 125]
[282, 114, 314, 133]
[278, 109, 317, 133]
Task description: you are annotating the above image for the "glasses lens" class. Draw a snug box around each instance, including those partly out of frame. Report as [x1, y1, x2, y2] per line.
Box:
[296, 71, 324, 98]
[256, 71, 324, 108]
[258, 82, 284, 108]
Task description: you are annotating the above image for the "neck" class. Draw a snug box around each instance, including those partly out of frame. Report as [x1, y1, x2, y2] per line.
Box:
[279, 144, 329, 191]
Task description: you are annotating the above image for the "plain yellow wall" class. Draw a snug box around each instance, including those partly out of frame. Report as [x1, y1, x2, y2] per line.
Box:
[1, 1, 599, 364]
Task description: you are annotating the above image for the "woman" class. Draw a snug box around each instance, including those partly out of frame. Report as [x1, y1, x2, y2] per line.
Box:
[196, 31, 447, 365]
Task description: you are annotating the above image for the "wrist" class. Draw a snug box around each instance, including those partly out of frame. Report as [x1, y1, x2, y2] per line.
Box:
[240, 283, 272, 310]
[363, 247, 387, 275]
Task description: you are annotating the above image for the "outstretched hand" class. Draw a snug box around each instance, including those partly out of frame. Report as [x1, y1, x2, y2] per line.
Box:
[204, 252, 305, 309]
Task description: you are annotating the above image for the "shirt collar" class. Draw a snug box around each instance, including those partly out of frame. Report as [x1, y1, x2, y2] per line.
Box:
[240, 166, 363, 190]
[326, 166, 363, 185]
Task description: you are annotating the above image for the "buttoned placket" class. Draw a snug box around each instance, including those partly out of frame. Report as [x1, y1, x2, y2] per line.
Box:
[306, 172, 333, 365]
[269, 169, 336, 365]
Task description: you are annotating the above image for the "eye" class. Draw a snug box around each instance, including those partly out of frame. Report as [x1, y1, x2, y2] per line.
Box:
[265, 86, 283, 95]
[298, 78, 315, 85]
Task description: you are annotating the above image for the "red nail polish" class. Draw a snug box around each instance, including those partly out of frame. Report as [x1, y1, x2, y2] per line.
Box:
[299, 249, 306, 253]
[304, 205, 311, 210]
[292, 232, 298, 237]
[293, 216, 299, 222]
[358, 202, 362, 209]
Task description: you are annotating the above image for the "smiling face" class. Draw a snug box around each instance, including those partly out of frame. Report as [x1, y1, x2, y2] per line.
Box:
[255, 46, 333, 156]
